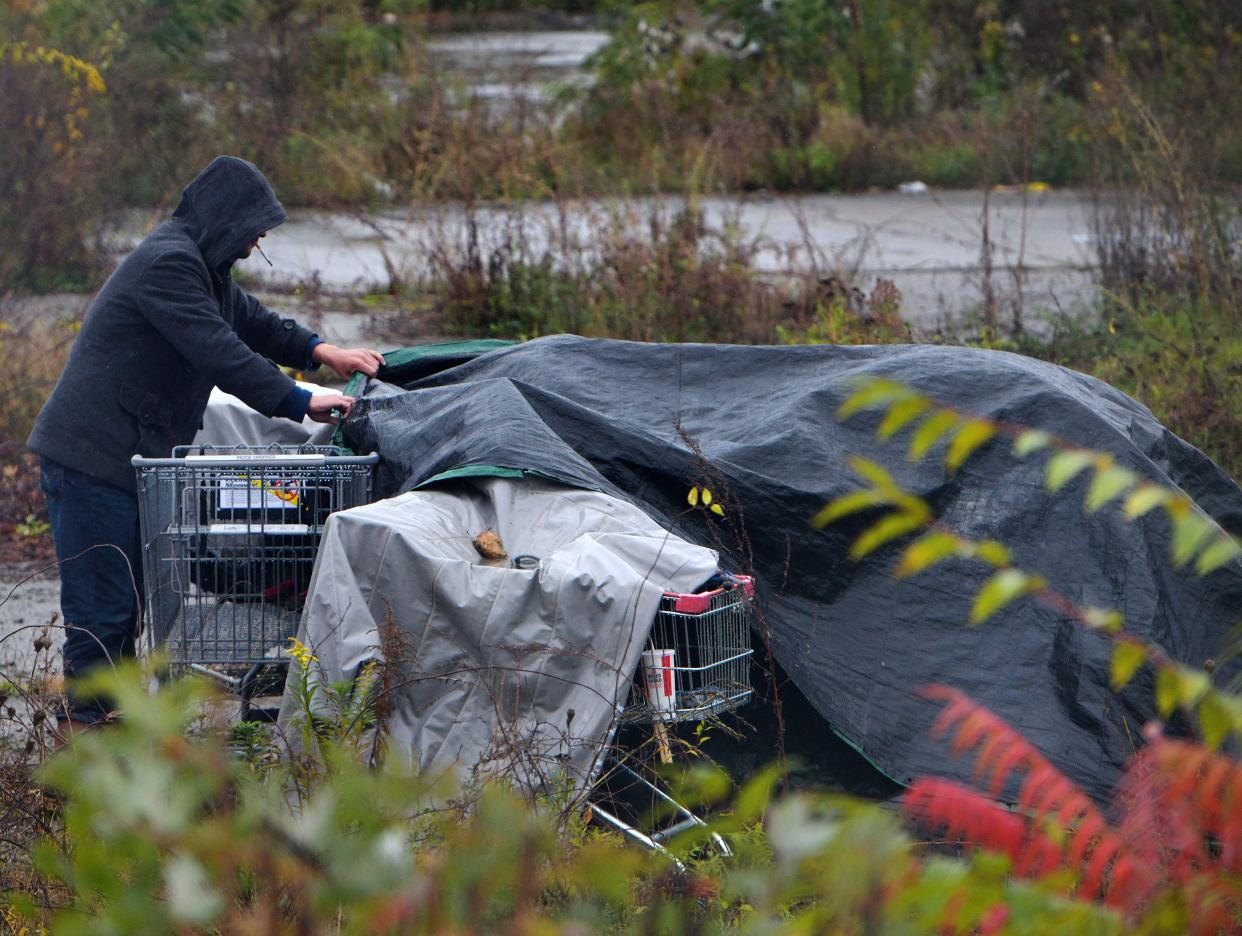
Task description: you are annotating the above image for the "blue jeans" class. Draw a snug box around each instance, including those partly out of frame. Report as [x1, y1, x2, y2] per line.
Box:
[40, 458, 143, 723]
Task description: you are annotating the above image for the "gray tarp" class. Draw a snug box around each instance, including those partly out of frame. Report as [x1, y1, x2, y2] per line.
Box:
[195, 383, 336, 448]
[282, 476, 718, 791]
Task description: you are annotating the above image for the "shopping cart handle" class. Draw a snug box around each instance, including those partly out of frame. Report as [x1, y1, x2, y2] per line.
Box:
[132, 453, 380, 467]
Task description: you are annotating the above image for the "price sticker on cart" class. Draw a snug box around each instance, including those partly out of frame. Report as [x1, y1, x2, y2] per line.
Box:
[218, 475, 300, 511]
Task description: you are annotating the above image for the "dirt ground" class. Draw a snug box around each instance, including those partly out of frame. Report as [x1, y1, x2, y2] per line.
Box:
[0, 561, 62, 682]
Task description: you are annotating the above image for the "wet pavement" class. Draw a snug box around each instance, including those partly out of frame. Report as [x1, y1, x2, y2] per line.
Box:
[108, 188, 1098, 332]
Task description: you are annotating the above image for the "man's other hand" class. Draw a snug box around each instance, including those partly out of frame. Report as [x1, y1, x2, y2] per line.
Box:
[306, 393, 356, 425]
[311, 343, 385, 380]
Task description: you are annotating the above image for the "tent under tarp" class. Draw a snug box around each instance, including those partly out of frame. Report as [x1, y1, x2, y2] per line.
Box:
[338, 336, 1242, 803]
[282, 476, 718, 790]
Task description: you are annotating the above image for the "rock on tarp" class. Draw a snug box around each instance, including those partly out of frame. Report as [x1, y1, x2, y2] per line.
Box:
[342, 336, 1242, 803]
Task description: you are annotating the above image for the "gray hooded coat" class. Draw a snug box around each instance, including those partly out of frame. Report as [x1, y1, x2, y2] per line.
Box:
[28, 157, 318, 491]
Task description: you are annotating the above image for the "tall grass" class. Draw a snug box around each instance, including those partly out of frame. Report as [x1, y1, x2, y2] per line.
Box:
[1057, 75, 1242, 482]
[393, 195, 918, 346]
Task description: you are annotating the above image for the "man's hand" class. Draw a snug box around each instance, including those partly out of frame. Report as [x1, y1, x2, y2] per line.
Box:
[312, 343, 385, 380]
[306, 393, 356, 425]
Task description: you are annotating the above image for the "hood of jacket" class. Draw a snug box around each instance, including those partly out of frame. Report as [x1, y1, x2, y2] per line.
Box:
[171, 156, 288, 272]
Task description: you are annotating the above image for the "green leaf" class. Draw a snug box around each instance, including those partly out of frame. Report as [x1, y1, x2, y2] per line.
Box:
[1123, 484, 1170, 519]
[1085, 465, 1137, 512]
[1110, 641, 1147, 690]
[896, 531, 961, 578]
[1172, 513, 1214, 567]
[733, 763, 784, 824]
[850, 510, 929, 559]
[810, 489, 889, 528]
[909, 411, 959, 461]
[836, 379, 914, 420]
[1155, 667, 1179, 717]
[1195, 535, 1242, 575]
[1013, 430, 1052, 457]
[1083, 607, 1124, 632]
[1197, 692, 1232, 750]
[973, 540, 1011, 567]
[1045, 450, 1095, 493]
[946, 420, 996, 470]
[877, 397, 931, 439]
[970, 569, 1041, 625]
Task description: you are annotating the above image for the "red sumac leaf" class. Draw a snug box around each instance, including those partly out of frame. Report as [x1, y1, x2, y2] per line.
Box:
[1082, 837, 1119, 897]
[951, 710, 992, 754]
[987, 745, 1029, 798]
[978, 904, 1010, 936]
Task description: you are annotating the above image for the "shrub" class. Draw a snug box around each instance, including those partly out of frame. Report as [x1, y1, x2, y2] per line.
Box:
[0, 42, 109, 292]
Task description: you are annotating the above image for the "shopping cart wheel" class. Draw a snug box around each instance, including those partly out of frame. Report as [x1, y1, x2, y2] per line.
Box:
[238, 661, 289, 722]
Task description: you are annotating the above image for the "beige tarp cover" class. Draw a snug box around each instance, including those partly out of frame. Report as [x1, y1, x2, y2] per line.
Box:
[284, 476, 718, 792]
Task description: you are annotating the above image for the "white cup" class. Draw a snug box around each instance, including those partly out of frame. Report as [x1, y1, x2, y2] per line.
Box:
[641, 648, 677, 719]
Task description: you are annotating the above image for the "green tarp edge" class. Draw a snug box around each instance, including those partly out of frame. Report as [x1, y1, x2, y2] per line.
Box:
[828, 725, 906, 788]
[333, 340, 517, 449]
[417, 464, 601, 491]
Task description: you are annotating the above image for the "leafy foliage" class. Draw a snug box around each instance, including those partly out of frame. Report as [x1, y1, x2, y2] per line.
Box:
[824, 376, 1242, 750]
[906, 690, 1242, 935]
[0, 662, 1140, 934]
[0, 41, 108, 291]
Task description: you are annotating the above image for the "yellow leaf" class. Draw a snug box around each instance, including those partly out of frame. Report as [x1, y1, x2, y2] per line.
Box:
[850, 510, 928, 559]
[1045, 450, 1094, 493]
[701, 488, 713, 505]
[946, 420, 996, 470]
[896, 531, 961, 578]
[1013, 430, 1052, 457]
[847, 455, 900, 495]
[1155, 667, 1179, 717]
[836, 379, 914, 420]
[710, 503, 724, 516]
[1123, 484, 1169, 519]
[1172, 513, 1214, 568]
[810, 489, 889, 528]
[877, 397, 930, 440]
[908, 411, 958, 461]
[1110, 641, 1147, 690]
[973, 540, 1011, 567]
[1083, 607, 1124, 632]
[969, 569, 1041, 625]
[1085, 465, 1137, 512]
[1197, 693, 1232, 750]
[1195, 536, 1242, 575]
[1173, 666, 1210, 708]
[687, 487, 699, 507]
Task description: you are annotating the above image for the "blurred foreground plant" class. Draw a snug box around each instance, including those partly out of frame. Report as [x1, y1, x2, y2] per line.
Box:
[1, 658, 1140, 935]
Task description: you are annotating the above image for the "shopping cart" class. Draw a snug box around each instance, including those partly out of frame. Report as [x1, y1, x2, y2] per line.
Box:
[133, 444, 377, 707]
[623, 574, 755, 725]
[591, 574, 756, 860]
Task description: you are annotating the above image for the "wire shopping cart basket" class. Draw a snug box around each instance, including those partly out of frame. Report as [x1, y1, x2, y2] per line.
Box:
[590, 574, 756, 862]
[133, 445, 377, 676]
[623, 574, 755, 724]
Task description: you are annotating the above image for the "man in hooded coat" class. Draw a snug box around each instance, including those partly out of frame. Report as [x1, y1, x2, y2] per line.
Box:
[27, 155, 384, 730]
